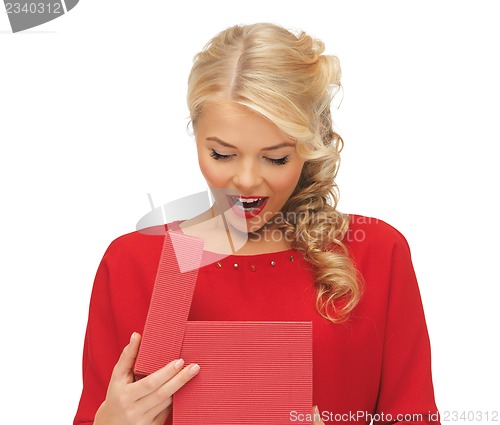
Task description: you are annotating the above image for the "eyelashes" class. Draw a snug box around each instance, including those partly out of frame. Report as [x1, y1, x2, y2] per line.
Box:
[267, 156, 289, 165]
[209, 149, 289, 166]
[209, 149, 233, 161]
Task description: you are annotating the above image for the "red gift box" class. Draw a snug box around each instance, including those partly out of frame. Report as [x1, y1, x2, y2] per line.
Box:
[134, 230, 313, 424]
[173, 320, 312, 425]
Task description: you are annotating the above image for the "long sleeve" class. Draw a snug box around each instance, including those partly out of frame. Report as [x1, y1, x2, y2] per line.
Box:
[373, 229, 440, 424]
[73, 244, 122, 425]
[73, 231, 164, 425]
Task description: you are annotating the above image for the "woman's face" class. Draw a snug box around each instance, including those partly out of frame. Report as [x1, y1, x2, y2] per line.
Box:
[194, 100, 306, 235]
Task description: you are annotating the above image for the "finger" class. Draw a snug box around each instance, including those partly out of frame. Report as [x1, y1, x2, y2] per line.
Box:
[143, 392, 173, 423]
[111, 332, 141, 381]
[155, 363, 200, 398]
[139, 363, 200, 414]
[312, 405, 325, 425]
[146, 398, 172, 425]
[152, 405, 170, 425]
[131, 357, 186, 400]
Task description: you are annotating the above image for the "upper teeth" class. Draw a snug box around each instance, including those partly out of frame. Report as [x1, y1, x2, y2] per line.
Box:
[233, 197, 263, 203]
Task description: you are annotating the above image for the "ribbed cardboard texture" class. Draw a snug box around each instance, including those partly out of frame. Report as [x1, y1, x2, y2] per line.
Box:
[134, 230, 204, 380]
[173, 321, 312, 425]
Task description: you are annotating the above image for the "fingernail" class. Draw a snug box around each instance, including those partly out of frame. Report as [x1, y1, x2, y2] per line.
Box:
[130, 332, 136, 344]
[314, 405, 319, 414]
[187, 364, 200, 376]
[174, 358, 184, 370]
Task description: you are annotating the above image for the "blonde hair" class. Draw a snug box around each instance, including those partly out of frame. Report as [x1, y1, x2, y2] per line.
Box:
[187, 23, 363, 323]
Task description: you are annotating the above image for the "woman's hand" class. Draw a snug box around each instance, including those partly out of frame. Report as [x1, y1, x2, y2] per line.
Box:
[313, 405, 326, 425]
[94, 332, 200, 425]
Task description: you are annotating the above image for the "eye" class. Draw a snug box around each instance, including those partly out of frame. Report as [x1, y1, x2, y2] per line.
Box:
[209, 149, 234, 161]
[267, 156, 289, 166]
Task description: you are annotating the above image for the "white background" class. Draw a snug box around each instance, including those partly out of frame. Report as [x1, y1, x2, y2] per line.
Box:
[1, 0, 499, 423]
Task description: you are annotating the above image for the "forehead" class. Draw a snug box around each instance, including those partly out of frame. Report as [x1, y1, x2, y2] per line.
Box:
[195, 101, 292, 146]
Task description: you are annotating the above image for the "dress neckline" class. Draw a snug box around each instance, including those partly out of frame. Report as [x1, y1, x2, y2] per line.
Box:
[167, 220, 298, 258]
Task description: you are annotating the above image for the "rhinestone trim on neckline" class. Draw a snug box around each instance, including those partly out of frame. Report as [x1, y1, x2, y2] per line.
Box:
[214, 255, 295, 270]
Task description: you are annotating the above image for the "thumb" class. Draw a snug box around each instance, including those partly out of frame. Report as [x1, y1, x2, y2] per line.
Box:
[112, 332, 142, 381]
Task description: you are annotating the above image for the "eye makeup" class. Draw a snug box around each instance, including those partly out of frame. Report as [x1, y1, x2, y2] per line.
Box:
[209, 148, 289, 166]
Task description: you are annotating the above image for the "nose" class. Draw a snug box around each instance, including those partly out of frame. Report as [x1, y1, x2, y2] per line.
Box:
[232, 159, 263, 191]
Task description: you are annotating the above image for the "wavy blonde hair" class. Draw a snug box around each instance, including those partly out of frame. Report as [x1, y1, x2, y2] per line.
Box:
[187, 23, 363, 323]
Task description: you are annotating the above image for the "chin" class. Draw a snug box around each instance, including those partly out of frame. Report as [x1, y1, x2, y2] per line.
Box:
[223, 212, 267, 235]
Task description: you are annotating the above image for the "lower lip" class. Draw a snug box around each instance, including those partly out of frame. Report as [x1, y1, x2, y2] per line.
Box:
[227, 196, 269, 219]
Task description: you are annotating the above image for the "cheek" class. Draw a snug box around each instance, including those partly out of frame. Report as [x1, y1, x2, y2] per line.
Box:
[269, 166, 303, 193]
[199, 157, 226, 186]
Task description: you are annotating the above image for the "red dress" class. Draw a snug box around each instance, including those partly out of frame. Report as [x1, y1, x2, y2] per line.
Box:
[73, 214, 440, 424]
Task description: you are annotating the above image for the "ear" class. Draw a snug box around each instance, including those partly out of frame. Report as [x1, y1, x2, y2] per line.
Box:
[5, 0, 79, 33]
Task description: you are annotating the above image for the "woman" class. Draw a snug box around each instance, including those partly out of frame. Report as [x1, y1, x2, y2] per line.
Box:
[74, 23, 440, 425]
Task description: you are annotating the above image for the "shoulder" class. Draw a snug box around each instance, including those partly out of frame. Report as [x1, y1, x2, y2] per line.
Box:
[343, 213, 412, 260]
[342, 214, 418, 300]
[100, 224, 169, 267]
[90, 224, 173, 300]
[346, 214, 409, 246]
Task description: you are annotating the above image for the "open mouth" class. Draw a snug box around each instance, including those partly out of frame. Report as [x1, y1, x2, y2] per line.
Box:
[226, 195, 269, 217]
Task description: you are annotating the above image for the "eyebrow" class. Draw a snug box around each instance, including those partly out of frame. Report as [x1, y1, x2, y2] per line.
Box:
[206, 137, 295, 151]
